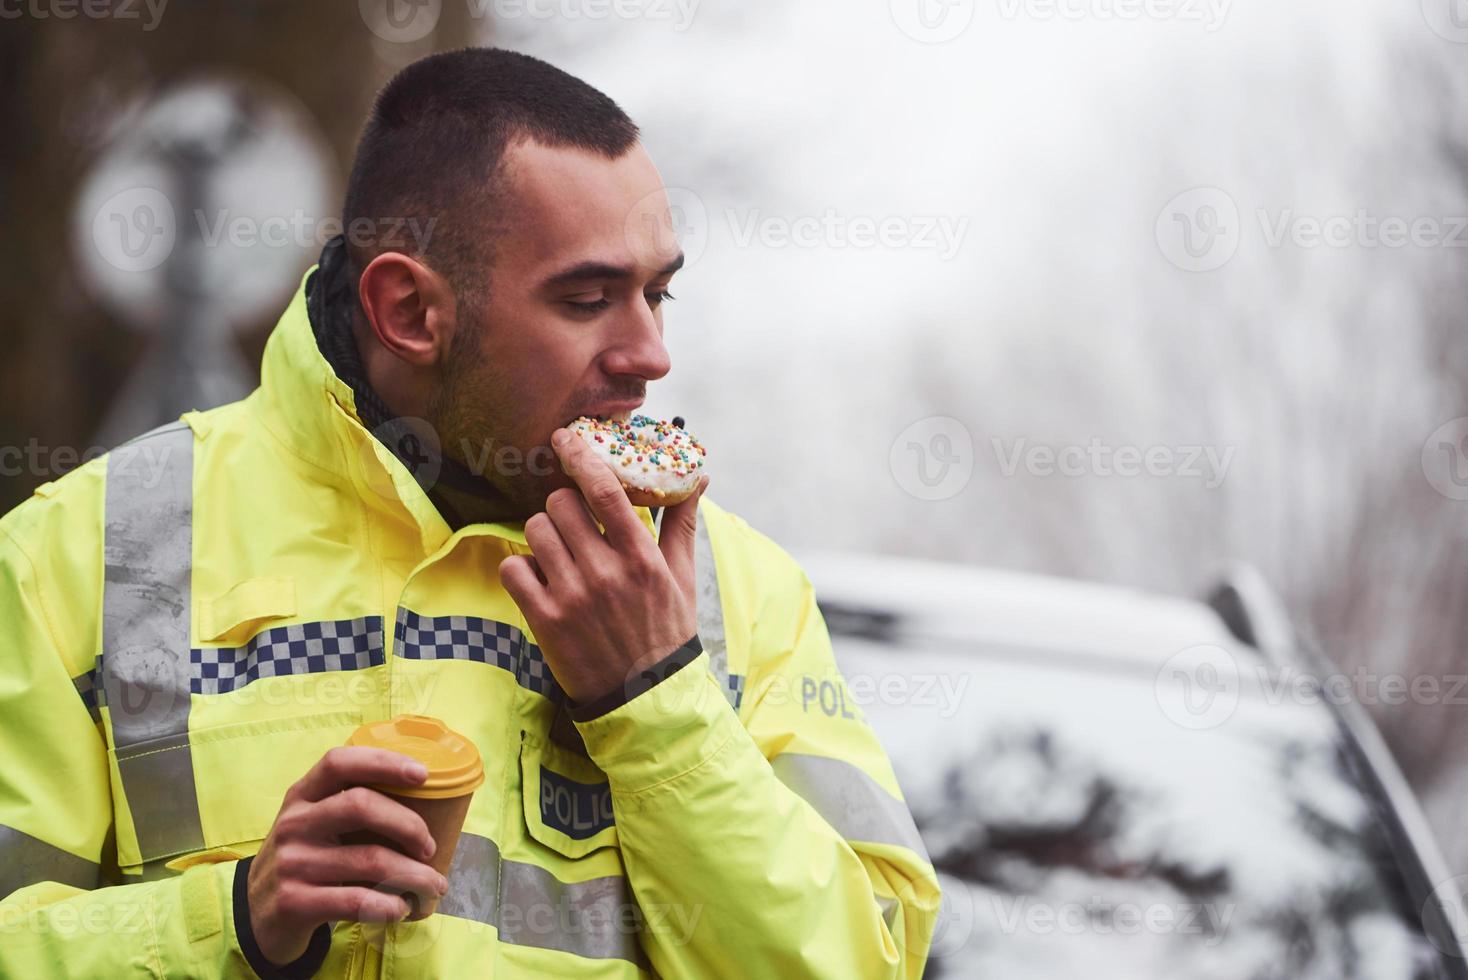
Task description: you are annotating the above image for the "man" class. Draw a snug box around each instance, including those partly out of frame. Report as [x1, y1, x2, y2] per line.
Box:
[0, 48, 940, 978]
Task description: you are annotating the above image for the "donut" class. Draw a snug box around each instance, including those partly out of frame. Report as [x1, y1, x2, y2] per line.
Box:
[568, 414, 708, 507]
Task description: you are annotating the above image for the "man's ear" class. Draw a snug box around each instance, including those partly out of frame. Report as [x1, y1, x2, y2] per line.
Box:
[357, 251, 458, 367]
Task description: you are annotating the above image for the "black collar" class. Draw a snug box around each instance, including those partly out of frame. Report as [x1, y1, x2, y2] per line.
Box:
[305, 235, 509, 526]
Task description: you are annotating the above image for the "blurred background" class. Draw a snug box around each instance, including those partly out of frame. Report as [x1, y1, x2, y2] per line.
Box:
[5, 0, 1468, 967]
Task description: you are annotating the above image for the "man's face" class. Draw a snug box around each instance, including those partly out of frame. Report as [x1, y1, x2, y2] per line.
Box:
[429, 138, 684, 513]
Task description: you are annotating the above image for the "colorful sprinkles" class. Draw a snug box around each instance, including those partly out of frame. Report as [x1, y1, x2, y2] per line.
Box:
[569, 414, 708, 486]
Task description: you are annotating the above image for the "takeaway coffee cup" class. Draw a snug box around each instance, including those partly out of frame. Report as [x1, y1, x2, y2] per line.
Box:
[343, 715, 485, 920]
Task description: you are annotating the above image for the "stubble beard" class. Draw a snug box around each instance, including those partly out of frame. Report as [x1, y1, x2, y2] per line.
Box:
[428, 330, 565, 518]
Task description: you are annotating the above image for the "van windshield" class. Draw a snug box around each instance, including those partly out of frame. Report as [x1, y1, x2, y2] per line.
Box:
[831, 635, 1462, 980]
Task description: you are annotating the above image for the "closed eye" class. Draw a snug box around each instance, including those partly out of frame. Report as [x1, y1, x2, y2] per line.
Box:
[565, 289, 676, 314]
[566, 297, 612, 313]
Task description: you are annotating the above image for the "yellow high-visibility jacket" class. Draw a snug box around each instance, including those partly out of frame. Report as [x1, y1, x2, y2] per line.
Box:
[0, 270, 940, 978]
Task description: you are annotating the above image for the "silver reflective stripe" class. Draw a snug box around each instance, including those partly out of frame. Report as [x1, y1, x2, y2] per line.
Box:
[439, 832, 500, 925]
[440, 832, 645, 965]
[102, 421, 205, 860]
[771, 753, 930, 859]
[0, 825, 101, 899]
[878, 894, 899, 929]
[694, 517, 743, 710]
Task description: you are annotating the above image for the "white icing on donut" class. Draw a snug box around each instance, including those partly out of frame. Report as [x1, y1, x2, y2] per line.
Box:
[568, 414, 708, 499]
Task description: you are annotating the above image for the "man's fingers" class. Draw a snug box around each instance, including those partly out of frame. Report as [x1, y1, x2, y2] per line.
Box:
[499, 553, 552, 618]
[296, 843, 448, 897]
[658, 475, 709, 599]
[293, 746, 428, 804]
[543, 487, 609, 563]
[300, 886, 412, 925]
[551, 429, 644, 548]
[524, 510, 578, 586]
[311, 787, 437, 861]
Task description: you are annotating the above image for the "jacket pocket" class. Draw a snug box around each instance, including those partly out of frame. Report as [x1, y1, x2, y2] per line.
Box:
[196, 577, 297, 646]
[110, 709, 364, 869]
[191, 710, 365, 848]
[520, 732, 619, 859]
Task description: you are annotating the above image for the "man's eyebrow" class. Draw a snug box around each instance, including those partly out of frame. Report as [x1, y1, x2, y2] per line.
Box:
[539, 252, 685, 290]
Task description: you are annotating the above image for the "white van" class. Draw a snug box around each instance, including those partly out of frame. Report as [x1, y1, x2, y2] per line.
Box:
[797, 552, 1468, 980]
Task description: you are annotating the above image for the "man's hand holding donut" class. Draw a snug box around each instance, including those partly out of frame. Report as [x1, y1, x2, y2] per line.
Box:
[498, 426, 710, 706]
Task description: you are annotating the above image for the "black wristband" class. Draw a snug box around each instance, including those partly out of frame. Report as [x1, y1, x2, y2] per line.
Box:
[233, 855, 332, 979]
[568, 634, 704, 723]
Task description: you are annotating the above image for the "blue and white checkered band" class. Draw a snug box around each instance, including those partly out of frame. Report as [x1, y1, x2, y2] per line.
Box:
[82, 609, 591, 705]
[394, 608, 564, 703]
[190, 617, 386, 695]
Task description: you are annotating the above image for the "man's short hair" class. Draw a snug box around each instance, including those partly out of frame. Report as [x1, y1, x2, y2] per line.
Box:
[342, 47, 641, 310]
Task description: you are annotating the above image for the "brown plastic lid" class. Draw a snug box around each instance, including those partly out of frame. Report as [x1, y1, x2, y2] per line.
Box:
[347, 715, 485, 799]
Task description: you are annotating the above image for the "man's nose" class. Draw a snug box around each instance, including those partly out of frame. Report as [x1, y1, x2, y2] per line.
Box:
[602, 303, 671, 381]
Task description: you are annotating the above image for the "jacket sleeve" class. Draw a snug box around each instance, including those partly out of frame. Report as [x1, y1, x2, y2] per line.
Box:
[574, 551, 941, 978]
[0, 518, 262, 978]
